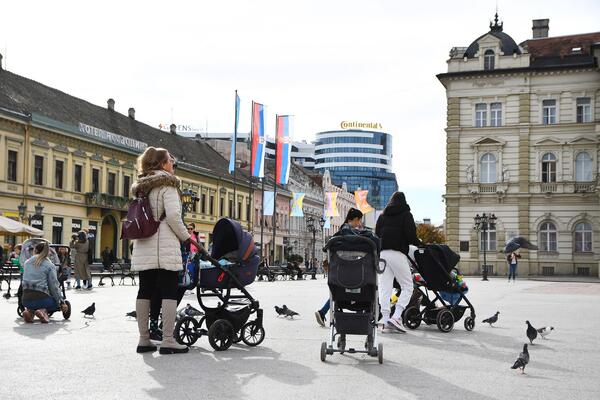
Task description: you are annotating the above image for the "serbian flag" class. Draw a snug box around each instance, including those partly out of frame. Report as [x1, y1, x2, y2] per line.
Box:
[275, 115, 292, 185]
[250, 102, 266, 178]
[354, 189, 374, 214]
[228, 91, 240, 174]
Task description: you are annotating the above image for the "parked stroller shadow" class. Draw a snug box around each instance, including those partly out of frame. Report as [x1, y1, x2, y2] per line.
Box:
[141, 346, 317, 400]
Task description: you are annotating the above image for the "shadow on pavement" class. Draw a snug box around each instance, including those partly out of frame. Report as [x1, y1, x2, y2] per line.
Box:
[141, 345, 317, 399]
[12, 318, 71, 340]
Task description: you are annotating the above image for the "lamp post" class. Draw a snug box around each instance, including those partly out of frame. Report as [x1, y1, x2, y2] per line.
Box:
[473, 213, 497, 281]
[181, 189, 199, 219]
[306, 216, 325, 279]
[18, 202, 44, 225]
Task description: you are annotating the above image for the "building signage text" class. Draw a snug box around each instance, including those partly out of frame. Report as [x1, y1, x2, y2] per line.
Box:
[78, 123, 148, 152]
[340, 121, 383, 130]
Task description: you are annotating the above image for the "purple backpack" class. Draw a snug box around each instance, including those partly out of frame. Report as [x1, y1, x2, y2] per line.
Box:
[121, 192, 165, 240]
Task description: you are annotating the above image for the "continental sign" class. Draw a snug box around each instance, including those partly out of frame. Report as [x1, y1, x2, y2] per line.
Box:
[340, 121, 383, 130]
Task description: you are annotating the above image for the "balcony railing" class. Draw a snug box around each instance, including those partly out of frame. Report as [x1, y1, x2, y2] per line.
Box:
[85, 192, 130, 210]
[574, 182, 596, 193]
[540, 182, 557, 193]
[478, 184, 497, 193]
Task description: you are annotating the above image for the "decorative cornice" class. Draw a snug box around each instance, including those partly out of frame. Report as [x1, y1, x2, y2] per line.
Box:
[53, 143, 69, 153]
[31, 137, 49, 148]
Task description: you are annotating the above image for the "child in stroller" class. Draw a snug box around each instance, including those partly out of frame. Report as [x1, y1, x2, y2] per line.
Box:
[173, 218, 264, 351]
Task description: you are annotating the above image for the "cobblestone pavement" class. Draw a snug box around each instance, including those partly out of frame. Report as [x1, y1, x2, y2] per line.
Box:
[1, 277, 598, 400]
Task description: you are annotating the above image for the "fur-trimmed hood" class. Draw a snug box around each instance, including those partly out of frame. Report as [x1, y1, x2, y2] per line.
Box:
[130, 170, 181, 197]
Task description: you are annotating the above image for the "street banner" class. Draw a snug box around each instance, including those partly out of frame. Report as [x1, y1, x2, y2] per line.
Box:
[354, 189, 374, 214]
[250, 101, 266, 178]
[228, 91, 240, 174]
[290, 192, 305, 217]
[275, 115, 292, 185]
[324, 192, 339, 217]
[263, 191, 275, 216]
[323, 217, 331, 230]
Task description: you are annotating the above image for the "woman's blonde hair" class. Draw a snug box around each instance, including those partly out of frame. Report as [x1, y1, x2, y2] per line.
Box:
[33, 241, 50, 267]
[136, 146, 169, 177]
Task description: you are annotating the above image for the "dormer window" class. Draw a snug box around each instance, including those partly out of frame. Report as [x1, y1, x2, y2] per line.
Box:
[484, 50, 495, 70]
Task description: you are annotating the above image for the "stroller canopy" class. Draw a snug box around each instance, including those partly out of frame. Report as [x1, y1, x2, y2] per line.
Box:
[211, 218, 258, 265]
[19, 238, 60, 266]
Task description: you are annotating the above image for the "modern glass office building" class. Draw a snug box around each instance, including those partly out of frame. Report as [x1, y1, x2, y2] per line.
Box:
[314, 129, 398, 210]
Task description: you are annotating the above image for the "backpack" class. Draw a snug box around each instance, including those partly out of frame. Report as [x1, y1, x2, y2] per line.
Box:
[121, 191, 165, 240]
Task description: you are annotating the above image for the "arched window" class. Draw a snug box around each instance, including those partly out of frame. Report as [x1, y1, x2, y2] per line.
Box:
[575, 152, 593, 182]
[574, 222, 593, 252]
[484, 50, 495, 70]
[541, 153, 557, 183]
[539, 221, 557, 251]
[479, 153, 497, 183]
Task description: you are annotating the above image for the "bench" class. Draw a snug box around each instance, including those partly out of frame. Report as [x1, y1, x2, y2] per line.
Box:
[91, 262, 137, 286]
[0, 264, 20, 291]
[299, 267, 318, 280]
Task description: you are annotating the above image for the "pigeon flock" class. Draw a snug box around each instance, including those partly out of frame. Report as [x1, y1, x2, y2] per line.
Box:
[274, 305, 299, 319]
[479, 312, 555, 374]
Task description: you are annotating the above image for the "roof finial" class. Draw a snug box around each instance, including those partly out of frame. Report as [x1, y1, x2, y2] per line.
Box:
[490, 11, 503, 31]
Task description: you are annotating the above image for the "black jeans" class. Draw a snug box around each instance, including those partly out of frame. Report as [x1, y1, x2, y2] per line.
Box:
[137, 269, 179, 301]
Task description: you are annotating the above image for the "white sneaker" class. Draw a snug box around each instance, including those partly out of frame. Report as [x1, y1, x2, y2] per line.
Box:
[387, 318, 406, 333]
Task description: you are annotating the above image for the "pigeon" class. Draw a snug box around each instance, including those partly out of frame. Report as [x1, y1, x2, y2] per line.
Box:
[82, 303, 96, 318]
[482, 311, 500, 326]
[125, 311, 137, 319]
[282, 305, 299, 319]
[178, 304, 204, 319]
[511, 344, 530, 374]
[504, 237, 538, 254]
[537, 326, 554, 339]
[274, 305, 286, 317]
[526, 321, 538, 344]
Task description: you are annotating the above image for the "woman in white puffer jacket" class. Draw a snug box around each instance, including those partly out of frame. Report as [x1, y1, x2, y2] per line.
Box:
[130, 146, 201, 355]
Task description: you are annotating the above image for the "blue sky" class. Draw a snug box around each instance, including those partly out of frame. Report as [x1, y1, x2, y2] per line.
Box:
[2, 0, 599, 224]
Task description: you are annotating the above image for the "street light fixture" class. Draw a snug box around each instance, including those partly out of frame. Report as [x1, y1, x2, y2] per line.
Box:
[181, 189, 199, 218]
[473, 213, 497, 281]
[306, 216, 325, 279]
[18, 202, 44, 225]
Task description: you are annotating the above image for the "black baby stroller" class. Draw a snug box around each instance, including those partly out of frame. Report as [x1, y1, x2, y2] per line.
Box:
[17, 239, 72, 320]
[174, 218, 264, 351]
[320, 233, 385, 364]
[402, 244, 475, 333]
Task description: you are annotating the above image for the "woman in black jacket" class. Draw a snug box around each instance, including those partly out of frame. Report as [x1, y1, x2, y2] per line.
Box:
[375, 192, 421, 333]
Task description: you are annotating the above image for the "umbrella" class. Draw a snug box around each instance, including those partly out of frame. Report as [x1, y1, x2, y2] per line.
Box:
[0, 215, 44, 237]
[504, 236, 538, 254]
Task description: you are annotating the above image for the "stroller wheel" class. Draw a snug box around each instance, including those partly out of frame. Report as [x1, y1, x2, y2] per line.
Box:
[436, 309, 454, 333]
[378, 343, 383, 364]
[320, 342, 327, 362]
[464, 316, 475, 331]
[241, 321, 265, 347]
[175, 316, 200, 346]
[63, 300, 72, 320]
[17, 305, 24, 317]
[208, 319, 235, 351]
[403, 306, 421, 330]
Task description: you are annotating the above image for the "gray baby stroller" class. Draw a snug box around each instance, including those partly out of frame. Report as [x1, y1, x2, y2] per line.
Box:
[321, 233, 385, 364]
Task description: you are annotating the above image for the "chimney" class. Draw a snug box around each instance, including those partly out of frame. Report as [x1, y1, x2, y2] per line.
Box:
[170, 123, 177, 134]
[532, 19, 549, 39]
[128, 107, 135, 119]
[107, 98, 115, 111]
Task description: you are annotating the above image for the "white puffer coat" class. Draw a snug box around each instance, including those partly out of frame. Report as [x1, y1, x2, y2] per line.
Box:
[130, 170, 190, 272]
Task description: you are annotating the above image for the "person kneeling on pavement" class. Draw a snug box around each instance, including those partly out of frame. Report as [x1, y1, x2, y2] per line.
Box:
[21, 241, 69, 323]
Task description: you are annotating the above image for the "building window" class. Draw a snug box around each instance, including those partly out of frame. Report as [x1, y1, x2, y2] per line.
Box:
[479, 153, 497, 183]
[55, 160, 64, 189]
[210, 195, 215, 215]
[542, 99, 556, 124]
[237, 201, 242, 221]
[541, 153, 557, 183]
[484, 50, 495, 70]
[107, 172, 116, 195]
[475, 103, 487, 127]
[575, 152, 593, 182]
[34, 155, 44, 186]
[490, 102, 502, 126]
[219, 197, 224, 217]
[123, 175, 131, 198]
[74, 165, 83, 192]
[7, 150, 17, 182]
[539, 221, 557, 251]
[92, 168, 100, 193]
[576, 97, 592, 123]
[479, 224, 496, 251]
[246, 201, 251, 222]
[52, 217, 63, 244]
[201, 194, 206, 214]
[574, 222, 592, 252]
[229, 199, 234, 217]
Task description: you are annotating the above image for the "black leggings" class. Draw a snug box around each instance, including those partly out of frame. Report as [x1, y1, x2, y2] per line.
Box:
[137, 269, 179, 301]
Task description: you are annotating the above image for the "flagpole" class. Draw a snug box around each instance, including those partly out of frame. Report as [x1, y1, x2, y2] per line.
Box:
[272, 115, 279, 264]
[232, 90, 238, 220]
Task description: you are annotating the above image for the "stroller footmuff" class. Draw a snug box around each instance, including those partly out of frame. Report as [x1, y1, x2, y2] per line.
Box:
[321, 234, 385, 364]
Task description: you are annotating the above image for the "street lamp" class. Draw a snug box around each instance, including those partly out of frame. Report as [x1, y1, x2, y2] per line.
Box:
[307, 216, 325, 279]
[473, 213, 497, 281]
[18, 202, 44, 225]
[181, 189, 199, 218]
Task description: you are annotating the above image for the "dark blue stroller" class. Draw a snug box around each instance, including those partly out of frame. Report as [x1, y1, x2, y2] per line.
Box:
[174, 218, 264, 351]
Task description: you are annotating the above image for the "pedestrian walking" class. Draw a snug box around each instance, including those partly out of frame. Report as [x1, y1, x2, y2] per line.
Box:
[375, 191, 422, 333]
[507, 251, 521, 283]
[72, 231, 91, 290]
[130, 146, 202, 355]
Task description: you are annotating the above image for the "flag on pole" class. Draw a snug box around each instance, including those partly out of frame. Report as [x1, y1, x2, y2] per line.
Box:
[263, 191, 275, 216]
[228, 91, 240, 174]
[290, 193, 305, 217]
[323, 217, 331, 230]
[275, 115, 292, 185]
[324, 192, 339, 217]
[250, 102, 266, 178]
[354, 190, 374, 214]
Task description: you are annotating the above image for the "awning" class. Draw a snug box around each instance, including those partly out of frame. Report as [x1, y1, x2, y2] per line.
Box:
[0, 215, 44, 237]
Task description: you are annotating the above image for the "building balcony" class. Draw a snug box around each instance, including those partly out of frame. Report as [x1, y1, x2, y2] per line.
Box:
[85, 192, 130, 210]
[574, 182, 596, 193]
[539, 182, 557, 193]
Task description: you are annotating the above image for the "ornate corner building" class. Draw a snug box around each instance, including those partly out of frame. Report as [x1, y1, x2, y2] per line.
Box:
[437, 16, 600, 277]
